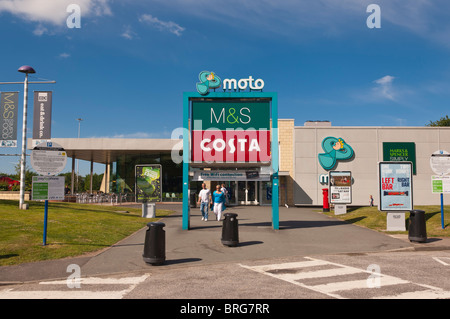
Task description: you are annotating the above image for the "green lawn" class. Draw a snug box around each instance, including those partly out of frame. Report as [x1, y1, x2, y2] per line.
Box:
[0, 200, 173, 266]
[323, 205, 450, 237]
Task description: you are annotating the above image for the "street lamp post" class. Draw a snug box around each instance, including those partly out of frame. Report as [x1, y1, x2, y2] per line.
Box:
[0, 66, 56, 209]
[18, 66, 34, 210]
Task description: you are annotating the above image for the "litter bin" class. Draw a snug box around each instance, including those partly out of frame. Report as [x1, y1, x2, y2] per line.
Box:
[408, 210, 427, 243]
[221, 213, 239, 247]
[142, 222, 166, 265]
[142, 202, 156, 218]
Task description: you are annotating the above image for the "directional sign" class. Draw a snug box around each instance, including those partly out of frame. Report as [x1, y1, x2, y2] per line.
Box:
[30, 141, 67, 176]
[430, 150, 450, 176]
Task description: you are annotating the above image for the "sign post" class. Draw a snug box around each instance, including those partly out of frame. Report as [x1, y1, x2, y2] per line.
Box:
[378, 162, 413, 231]
[430, 150, 450, 229]
[30, 141, 67, 245]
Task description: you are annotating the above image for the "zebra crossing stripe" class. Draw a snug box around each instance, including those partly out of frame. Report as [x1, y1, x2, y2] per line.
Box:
[311, 276, 409, 294]
[240, 257, 450, 299]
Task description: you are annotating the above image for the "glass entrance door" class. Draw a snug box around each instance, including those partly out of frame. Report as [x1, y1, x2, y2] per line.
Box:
[238, 181, 259, 205]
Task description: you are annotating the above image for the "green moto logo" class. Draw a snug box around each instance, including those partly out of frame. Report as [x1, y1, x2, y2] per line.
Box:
[196, 71, 221, 95]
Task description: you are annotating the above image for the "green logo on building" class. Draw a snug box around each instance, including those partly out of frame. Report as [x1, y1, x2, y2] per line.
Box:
[318, 137, 354, 170]
[196, 71, 221, 95]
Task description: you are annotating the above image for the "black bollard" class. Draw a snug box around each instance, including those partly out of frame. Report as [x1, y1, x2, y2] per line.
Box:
[142, 222, 166, 265]
[408, 210, 427, 243]
[221, 213, 239, 247]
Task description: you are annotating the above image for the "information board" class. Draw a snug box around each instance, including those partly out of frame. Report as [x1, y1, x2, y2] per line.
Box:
[378, 162, 413, 211]
[32, 176, 65, 201]
[329, 171, 352, 204]
[30, 141, 67, 176]
[430, 150, 450, 176]
[432, 175, 450, 194]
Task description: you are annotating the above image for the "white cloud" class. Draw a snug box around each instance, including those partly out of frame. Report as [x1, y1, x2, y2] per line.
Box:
[90, 131, 173, 139]
[139, 14, 185, 36]
[59, 52, 70, 58]
[0, 0, 112, 27]
[373, 75, 396, 100]
[32, 23, 47, 36]
[121, 25, 137, 40]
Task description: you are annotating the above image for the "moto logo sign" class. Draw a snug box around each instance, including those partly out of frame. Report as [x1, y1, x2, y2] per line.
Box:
[196, 71, 265, 95]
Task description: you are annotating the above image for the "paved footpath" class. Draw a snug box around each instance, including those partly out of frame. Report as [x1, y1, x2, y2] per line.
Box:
[1, 205, 449, 285]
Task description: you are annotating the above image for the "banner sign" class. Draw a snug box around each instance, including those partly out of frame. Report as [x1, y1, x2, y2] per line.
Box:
[135, 165, 162, 203]
[329, 171, 352, 204]
[32, 176, 65, 201]
[33, 91, 52, 139]
[0, 92, 19, 147]
[379, 162, 413, 211]
[383, 142, 416, 174]
[191, 100, 271, 163]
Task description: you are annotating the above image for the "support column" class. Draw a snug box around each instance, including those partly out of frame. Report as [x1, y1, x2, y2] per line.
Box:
[90, 159, 94, 194]
[271, 93, 279, 230]
[71, 155, 75, 195]
[182, 93, 190, 230]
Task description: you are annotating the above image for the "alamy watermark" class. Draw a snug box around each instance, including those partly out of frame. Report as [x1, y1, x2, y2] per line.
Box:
[366, 264, 381, 288]
[367, 4, 381, 29]
[66, 264, 81, 288]
[66, 4, 81, 29]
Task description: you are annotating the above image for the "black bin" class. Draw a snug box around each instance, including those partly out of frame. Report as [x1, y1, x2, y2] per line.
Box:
[408, 210, 427, 243]
[190, 192, 196, 208]
[221, 213, 239, 247]
[143, 222, 166, 265]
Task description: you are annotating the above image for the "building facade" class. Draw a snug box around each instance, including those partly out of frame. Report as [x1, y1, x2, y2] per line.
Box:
[32, 121, 450, 207]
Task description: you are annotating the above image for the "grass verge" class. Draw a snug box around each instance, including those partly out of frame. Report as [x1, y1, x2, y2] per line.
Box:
[322, 205, 450, 237]
[0, 200, 173, 266]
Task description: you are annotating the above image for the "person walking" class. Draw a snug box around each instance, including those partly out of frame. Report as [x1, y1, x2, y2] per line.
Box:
[198, 183, 211, 221]
[212, 184, 226, 221]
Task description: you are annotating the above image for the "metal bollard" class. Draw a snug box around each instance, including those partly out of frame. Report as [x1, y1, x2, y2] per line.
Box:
[142, 222, 166, 265]
[221, 213, 239, 247]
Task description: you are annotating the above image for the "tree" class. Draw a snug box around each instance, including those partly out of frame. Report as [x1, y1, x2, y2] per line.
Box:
[13, 162, 38, 191]
[426, 115, 450, 127]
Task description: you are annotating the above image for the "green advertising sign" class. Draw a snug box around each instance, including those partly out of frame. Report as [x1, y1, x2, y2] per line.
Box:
[383, 142, 416, 174]
[135, 165, 162, 203]
[192, 100, 270, 130]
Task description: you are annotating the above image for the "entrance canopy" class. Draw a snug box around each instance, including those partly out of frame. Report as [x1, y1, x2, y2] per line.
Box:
[28, 138, 180, 164]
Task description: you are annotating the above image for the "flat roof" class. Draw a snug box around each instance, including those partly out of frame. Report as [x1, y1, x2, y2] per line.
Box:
[28, 138, 181, 164]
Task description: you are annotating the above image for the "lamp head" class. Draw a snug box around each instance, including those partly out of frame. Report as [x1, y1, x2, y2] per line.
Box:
[18, 65, 36, 74]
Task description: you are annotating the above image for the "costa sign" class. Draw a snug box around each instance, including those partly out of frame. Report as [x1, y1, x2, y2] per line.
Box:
[191, 100, 270, 163]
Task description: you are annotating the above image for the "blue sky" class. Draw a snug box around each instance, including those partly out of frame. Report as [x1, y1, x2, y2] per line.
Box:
[0, 0, 450, 175]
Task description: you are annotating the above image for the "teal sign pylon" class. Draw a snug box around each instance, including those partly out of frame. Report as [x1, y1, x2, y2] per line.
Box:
[182, 91, 279, 230]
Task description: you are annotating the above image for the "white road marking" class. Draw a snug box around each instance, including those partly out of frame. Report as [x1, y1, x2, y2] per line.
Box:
[0, 274, 149, 299]
[241, 257, 450, 299]
[432, 257, 450, 266]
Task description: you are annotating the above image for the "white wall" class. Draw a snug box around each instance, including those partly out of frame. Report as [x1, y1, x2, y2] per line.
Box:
[294, 126, 450, 206]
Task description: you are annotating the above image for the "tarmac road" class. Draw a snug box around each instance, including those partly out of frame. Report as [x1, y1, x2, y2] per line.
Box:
[1, 205, 449, 301]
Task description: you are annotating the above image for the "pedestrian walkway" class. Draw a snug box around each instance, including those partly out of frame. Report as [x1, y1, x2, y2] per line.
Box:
[0, 205, 446, 284]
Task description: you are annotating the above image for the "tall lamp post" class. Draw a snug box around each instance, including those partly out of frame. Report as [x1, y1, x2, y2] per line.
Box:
[0, 66, 56, 209]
